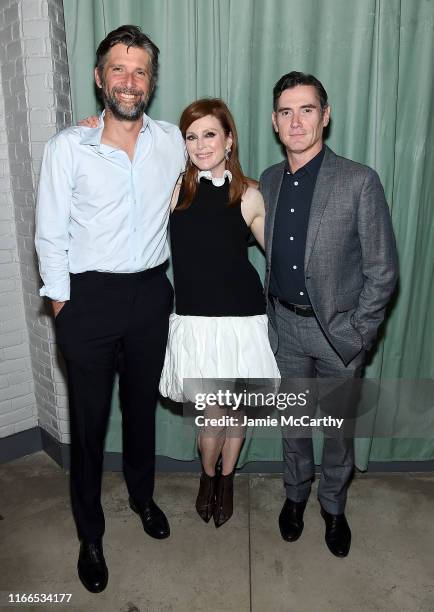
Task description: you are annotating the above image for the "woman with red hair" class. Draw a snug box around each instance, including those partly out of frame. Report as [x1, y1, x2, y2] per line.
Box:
[159, 99, 279, 527]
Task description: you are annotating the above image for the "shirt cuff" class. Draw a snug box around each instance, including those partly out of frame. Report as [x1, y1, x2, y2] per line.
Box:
[39, 282, 70, 302]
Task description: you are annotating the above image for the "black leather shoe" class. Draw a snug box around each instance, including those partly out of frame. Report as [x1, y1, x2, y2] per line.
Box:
[77, 539, 108, 593]
[278, 498, 307, 542]
[129, 498, 170, 539]
[320, 507, 351, 557]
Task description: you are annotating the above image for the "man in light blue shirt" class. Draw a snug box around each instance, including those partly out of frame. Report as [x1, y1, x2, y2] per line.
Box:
[35, 25, 185, 594]
[36, 109, 183, 301]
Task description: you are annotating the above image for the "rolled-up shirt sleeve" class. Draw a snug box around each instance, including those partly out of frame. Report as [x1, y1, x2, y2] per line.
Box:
[35, 135, 73, 302]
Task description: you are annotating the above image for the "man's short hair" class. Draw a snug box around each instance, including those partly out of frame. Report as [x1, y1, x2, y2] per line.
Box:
[96, 25, 159, 92]
[273, 71, 328, 112]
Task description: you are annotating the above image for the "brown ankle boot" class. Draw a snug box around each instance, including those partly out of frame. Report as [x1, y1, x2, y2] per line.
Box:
[195, 472, 217, 522]
[213, 471, 235, 528]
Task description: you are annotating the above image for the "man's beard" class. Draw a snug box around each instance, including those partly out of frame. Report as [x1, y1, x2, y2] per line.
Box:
[102, 85, 148, 121]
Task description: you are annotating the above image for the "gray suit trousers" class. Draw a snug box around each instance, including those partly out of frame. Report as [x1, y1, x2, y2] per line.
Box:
[274, 301, 365, 514]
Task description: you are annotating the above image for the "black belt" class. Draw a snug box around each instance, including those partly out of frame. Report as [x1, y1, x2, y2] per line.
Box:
[272, 296, 315, 317]
[71, 263, 166, 282]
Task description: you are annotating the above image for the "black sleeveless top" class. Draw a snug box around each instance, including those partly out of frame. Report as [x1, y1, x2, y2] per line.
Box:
[170, 178, 266, 316]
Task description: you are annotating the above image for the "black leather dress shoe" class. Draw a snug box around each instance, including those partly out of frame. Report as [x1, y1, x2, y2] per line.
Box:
[278, 498, 307, 542]
[320, 507, 351, 557]
[77, 540, 108, 593]
[129, 498, 170, 539]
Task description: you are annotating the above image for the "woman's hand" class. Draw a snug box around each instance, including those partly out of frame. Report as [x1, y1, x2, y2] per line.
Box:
[78, 115, 99, 128]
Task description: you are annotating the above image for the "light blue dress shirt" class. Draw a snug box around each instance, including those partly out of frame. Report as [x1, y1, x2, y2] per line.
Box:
[35, 112, 185, 301]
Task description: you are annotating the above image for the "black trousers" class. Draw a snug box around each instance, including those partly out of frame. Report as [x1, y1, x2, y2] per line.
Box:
[55, 266, 173, 541]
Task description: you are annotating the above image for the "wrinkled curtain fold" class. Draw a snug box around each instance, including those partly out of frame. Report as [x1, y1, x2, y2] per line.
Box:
[63, 0, 434, 467]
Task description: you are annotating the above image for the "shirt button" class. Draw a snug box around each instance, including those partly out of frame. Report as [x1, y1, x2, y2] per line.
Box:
[299, 291, 304, 296]
[290, 208, 295, 213]
[293, 181, 299, 186]
[293, 265, 297, 269]
[290, 236, 294, 241]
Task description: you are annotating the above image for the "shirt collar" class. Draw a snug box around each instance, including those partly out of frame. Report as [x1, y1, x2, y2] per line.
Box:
[197, 169, 232, 186]
[79, 110, 150, 146]
[285, 145, 325, 179]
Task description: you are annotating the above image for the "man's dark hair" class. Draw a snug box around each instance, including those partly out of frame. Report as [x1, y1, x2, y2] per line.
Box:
[96, 25, 159, 92]
[273, 71, 328, 112]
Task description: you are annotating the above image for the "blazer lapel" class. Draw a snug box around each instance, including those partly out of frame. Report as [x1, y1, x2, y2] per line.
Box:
[304, 146, 337, 271]
[265, 161, 286, 262]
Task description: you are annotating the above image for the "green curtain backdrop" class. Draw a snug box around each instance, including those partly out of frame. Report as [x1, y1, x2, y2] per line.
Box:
[62, 0, 434, 467]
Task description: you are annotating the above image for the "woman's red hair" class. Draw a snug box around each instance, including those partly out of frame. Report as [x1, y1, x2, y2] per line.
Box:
[176, 98, 248, 210]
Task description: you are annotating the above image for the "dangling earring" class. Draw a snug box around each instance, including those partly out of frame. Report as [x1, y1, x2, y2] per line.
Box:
[224, 148, 231, 161]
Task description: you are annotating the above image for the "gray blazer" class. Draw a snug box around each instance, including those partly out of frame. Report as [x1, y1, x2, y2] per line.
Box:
[260, 146, 398, 365]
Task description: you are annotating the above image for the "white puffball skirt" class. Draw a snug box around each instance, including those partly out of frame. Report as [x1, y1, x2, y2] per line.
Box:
[159, 313, 281, 403]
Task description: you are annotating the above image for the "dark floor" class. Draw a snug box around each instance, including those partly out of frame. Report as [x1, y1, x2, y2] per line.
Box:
[0, 452, 433, 611]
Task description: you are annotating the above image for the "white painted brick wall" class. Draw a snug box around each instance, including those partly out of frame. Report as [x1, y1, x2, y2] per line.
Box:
[0, 0, 72, 443]
[0, 60, 37, 438]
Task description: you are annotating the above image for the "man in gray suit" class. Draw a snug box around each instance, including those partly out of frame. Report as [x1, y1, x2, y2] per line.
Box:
[260, 72, 398, 556]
